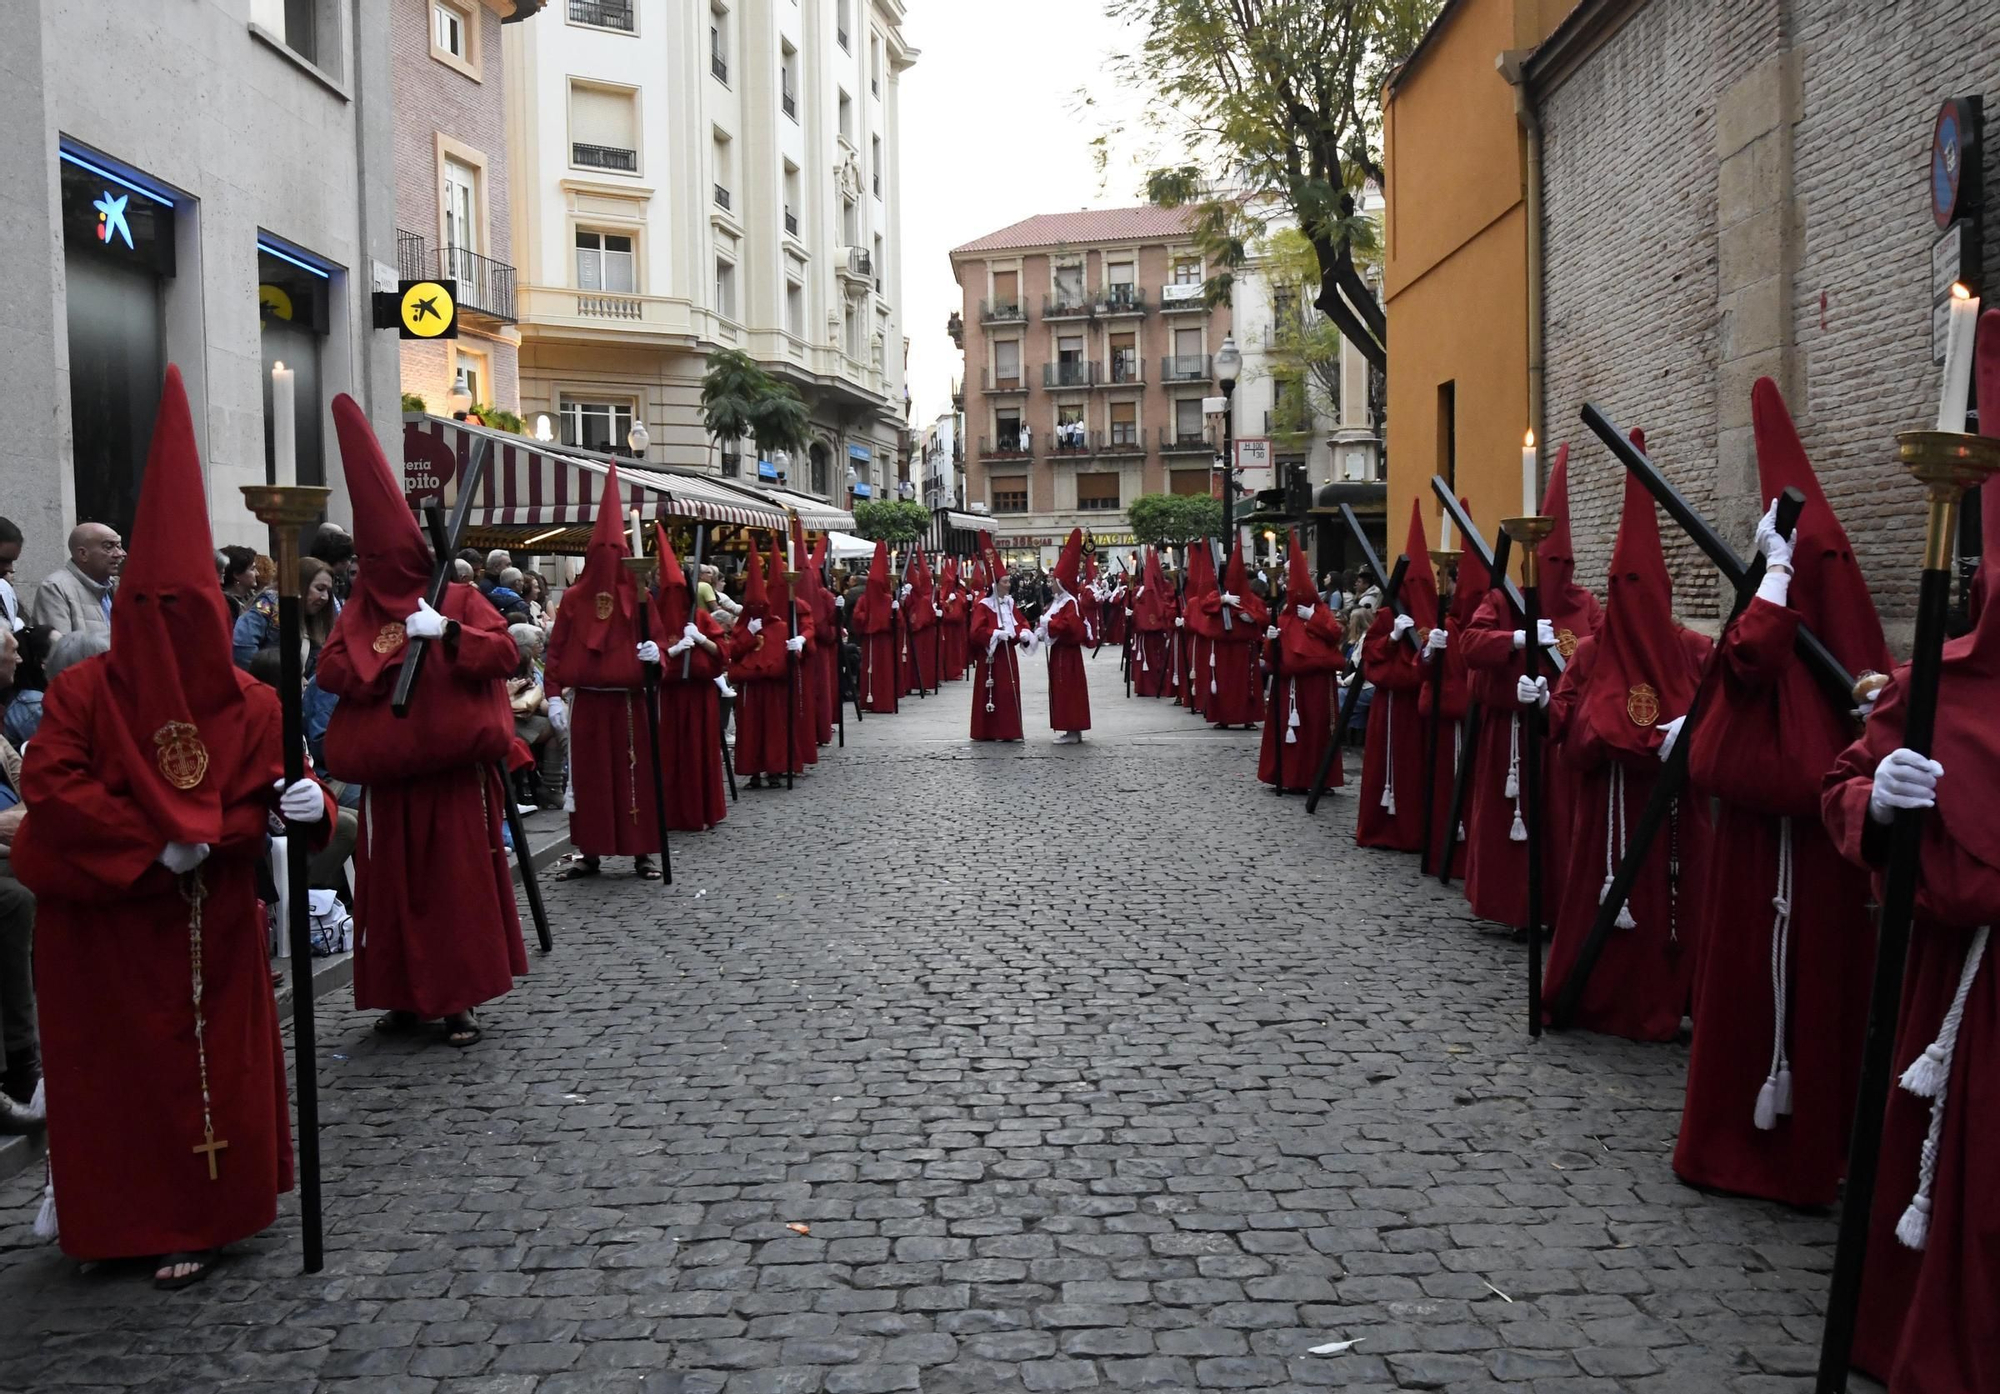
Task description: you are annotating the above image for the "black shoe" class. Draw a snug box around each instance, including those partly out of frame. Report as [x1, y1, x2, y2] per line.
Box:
[1, 1055, 40, 1109]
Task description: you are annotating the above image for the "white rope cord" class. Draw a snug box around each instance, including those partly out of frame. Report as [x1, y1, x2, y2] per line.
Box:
[1454, 724, 1466, 840]
[1897, 925, 1991, 1250]
[1380, 692, 1396, 814]
[1285, 663, 1300, 744]
[1755, 818, 1795, 1131]
[1508, 714, 1527, 842]
[1600, 766, 1637, 929]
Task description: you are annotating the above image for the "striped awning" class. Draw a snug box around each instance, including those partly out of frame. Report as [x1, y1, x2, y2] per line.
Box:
[941, 510, 990, 533]
[403, 415, 788, 531]
[741, 485, 856, 532]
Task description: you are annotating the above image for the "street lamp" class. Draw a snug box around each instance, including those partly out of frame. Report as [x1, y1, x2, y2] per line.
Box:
[771, 449, 791, 485]
[534, 413, 554, 443]
[1215, 334, 1242, 553]
[846, 463, 859, 501]
[447, 367, 473, 417]
[627, 420, 650, 460]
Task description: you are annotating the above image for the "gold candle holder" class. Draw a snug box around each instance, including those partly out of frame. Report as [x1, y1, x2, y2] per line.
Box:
[1896, 431, 2000, 570]
[240, 485, 333, 594]
[1501, 515, 1556, 589]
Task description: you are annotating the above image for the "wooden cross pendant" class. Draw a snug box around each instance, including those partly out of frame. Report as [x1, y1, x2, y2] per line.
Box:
[193, 1128, 229, 1181]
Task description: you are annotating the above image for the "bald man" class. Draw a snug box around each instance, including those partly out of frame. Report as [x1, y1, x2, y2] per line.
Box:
[28, 523, 124, 638]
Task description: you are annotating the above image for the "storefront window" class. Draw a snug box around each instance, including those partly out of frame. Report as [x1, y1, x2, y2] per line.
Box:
[258, 243, 331, 489]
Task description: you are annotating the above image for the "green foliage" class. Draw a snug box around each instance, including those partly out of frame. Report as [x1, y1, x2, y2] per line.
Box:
[1097, 0, 1440, 369]
[401, 392, 427, 414]
[851, 499, 931, 543]
[471, 404, 525, 435]
[1129, 492, 1223, 547]
[701, 349, 814, 462]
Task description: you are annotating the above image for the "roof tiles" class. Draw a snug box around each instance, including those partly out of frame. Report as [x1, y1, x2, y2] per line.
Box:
[950, 205, 1197, 256]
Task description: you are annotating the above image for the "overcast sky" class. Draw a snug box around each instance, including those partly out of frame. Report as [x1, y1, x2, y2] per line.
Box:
[898, 3, 1158, 426]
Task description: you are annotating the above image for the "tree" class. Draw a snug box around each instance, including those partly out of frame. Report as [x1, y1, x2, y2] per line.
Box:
[1096, 0, 1442, 372]
[1129, 492, 1223, 547]
[851, 499, 931, 543]
[699, 349, 814, 468]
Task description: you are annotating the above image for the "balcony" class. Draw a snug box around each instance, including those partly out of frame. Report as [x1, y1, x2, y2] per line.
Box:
[437, 244, 518, 324]
[573, 142, 638, 173]
[980, 369, 1029, 394]
[568, 0, 634, 30]
[980, 299, 1026, 325]
[1042, 292, 1091, 321]
[1161, 427, 1213, 453]
[1051, 429, 1098, 457]
[837, 246, 872, 292]
[714, 184, 732, 212]
[981, 435, 1032, 460]
[1044, 361, 1097, 389]
[1100, 356, 1144, 387]
[1162, 354, 1212, 382]
[1100, 429, 1145, 456]
[1095, 283, 1147, 317]
[395, 228, 427, 282]
[1160, 282, 1207, 312]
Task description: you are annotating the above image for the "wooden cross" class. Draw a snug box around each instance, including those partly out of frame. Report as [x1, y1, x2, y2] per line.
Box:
[193, 1129, 229, 1181]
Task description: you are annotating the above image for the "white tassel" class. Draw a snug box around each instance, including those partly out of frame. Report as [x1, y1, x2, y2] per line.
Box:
[1381, 693, 1396, 814]
[1895, 924, 1991, 1251]
[1504, 768, 1519, 799]
[1774, 1067, 1794, 1117]
[1603, 767, 1637, 929]
[1901, 1043, 1951, 1099]
[1510, 810, 1527, 842]
[1897, 1194, 1931, 1251]
[34, 1180, 57, 1241]
[1901, 926, 1989, 1100]
[1616, 901, 1637, 931]
[1754, 1077, 1780, 1132]
[1758, 821, 1796, 1129]
[1285, 728, 1297, 744]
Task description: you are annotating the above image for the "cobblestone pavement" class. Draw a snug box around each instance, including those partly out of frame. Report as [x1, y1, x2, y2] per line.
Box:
[0, 650, 1858, 1393]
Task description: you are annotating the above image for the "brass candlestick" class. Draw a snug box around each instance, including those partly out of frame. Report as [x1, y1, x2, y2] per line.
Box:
[238, 481, 332, 1274]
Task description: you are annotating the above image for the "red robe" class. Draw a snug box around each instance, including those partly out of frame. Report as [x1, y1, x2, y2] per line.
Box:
[1672, 597, 1872, 1207]
[788, 602, 819, 771]
[724, 617, 798, 777]
[1824, 676, 2000, 1392]
[1357, 611, 1426, 851]
[15, 663, 330, 1261]
[940, 588, 970, 682]
[320, 583, 529, 1019]
[1044, 598, 1092, 732]
[905, 591, 939, 694]
[1078, 588, 1102, 652]
[1192, 593, 1269, 728]
[1457, 590, 1600, 931]
[850, 590, 897, 714]
[549, 685, 661, 859]
[1103, 590, 1127, 647]
[970, 597, 1031, 741]
[1416, 618, 1472, 878]
[1541, 630, 1714, 1040]
[806, 582, 838, 745]
[661, 610, 729, 829]
[1259, 605, 1346, 791]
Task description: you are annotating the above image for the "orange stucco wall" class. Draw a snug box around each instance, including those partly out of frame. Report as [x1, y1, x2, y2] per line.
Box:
[1383, 0, 1576, 556]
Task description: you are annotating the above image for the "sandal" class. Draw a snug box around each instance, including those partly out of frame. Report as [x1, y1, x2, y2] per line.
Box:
[634, 857, 661, 881]
[554, 858, 601, 882]
[373, 1010, 422, 1035]
[154, 1250, 220, 1290]
[442, 1012, 482, 1048]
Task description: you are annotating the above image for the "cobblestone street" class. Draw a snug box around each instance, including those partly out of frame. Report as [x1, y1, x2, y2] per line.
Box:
[0, 653, 1853, 1393]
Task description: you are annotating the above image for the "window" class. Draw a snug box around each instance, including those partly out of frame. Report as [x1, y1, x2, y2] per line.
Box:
[1170, 327, 1205, 379]
[1273, 285, 1298, 331]
[568, 0, 635, 30]
[715, 258, 737, 320]
[561, 398, 635, 453]
[709, 6, 728, 84]
[1109, 331, 1138, 383]
[1170, 470, 1210, 496]
[570, 82, 639, 172]
[996, 410, 1022, 450]
[1109, 401, 1137, 446]
[992, 478, 1028, 513]
[841, 196, 858, 247]
[713, 132, 733, 212]
[836, 0, 851, 49]
[783, 162, 801, 236]
[452, 346, 487, 409]
[781, 44, 797, 119]
[838, 90, 853, 143]
[871, 136, 882, 197]
[786, 281, 805, 337]
[1057, 335, 1084, 367]
[872, 234, 884, 292]
[251, 0, 333, 72]
[1175, 398, 1207, 443]
[720, 441, 742, 477]
[1054, 262, 1084, 308]
[870, 35, 881, 95]
[1054, 405, 1087, 455]
[442, 158, 479, 255]
[1105, 259, 1136, 307]
[992, 270, 1019, 313]
[1077, 473, 1120, 511]
[993, 340, 1020, 386]
[575, 230, 635, 292]
[432, 1, 470, 62]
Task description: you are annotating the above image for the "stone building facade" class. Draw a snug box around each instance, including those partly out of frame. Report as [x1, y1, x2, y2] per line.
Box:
[1530, 0, 2000, 635]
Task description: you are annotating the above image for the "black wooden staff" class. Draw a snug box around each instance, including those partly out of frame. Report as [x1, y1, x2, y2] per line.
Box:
[1436, 529, 1514, 885]
[393, 438, 488, 717]
[626, 553, 675, 884]
[1507, 515, 1551, 1039]
[1418, 549, 1451, 876]
[1815, 429, 2000, 1393]
[1266, 600, 1286, 792]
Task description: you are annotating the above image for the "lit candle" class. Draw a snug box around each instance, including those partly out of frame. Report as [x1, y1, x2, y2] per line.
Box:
[1938, 283, 1980, 432]
[629, 506, 643, 556]
[271, 362, 297, 488]
[1521, 430, 1538, 517]
[1439, 508, 1454, 554]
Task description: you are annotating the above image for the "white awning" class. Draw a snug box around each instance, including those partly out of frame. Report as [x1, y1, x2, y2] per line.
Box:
[739, 484, 856, 532]
[941, 510, 990, 533]
[824, 530, 876, 560]
[403, 415, 789, 531]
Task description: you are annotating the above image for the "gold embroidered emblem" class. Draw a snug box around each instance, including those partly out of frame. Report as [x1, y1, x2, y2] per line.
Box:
[1626, 682, 1660, 727]
[154, 722, 209, 790]
[1556, 627, 1579, 660]
[594, 591, 615, 621]
[372, 622, 407, 655]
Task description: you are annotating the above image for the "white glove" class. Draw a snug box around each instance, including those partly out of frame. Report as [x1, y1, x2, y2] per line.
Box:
[1869, 747, 1943, 823]
[158, 841, 210, 875]
[1516, 675, 1549, 709]
[636, 640, 661, 665]
[786, 635, 807, 653]
[1512, 629, 1527, 649]
[683, 622, 701, 644]
[892, 601, 901, 612]
[1265, 625, 1281, 640]
[666, 637, 693, 657]
[900, 584, 913, 599]
[1425, 627, 1449, 655]
[1755, 499, 1794, 570]
[275, 777, 325, 824]
[1391, 613, 1415, 640]
[747, 617, 764, 635]
[1655, 714, 1686, 762]
[404, 599, 448, 641]
[1174, 617, 1185, 629]
[547, 695, 570, 733]
[1537, 618, 1557, 648]
[1297, 605, 1314, 622]
[1221, 592, 1242, 607]
[987, 632, 1004, 657]
[836, 595, 846, 608]
[1135, 586, 1146, 598]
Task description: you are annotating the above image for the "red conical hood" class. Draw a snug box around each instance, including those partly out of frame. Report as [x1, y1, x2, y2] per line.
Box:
[1186, 532, 1217, 600]
[1054, 528, 1083, 592]
[765, 533, 792, 614]
[1136, 547, 1172, 629]
[333, 393, 435, 689]
[911, 543, 935, 600]
[1750, 378, 1889, 681]
[546, 465, 640, 687]
[1451, 500, 1489, 626]
[742, 541, 771, 618]
[1398, 497, 1439, 631]
[1222, 536, 1248, 598]
[652, 521, 691, 636]
[1284, 529, 1315, 608]
[1581, 453, 1699, 758]
[865, 536, 892, 605]
[105, 364, 246, 844]
[1083, 547, 1098, 585]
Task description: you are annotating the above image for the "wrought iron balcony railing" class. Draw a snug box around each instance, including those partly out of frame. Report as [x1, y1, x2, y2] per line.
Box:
[437, 244, 517, 323]
[568, 0, 634, 30]
[573, 142, 638, 172]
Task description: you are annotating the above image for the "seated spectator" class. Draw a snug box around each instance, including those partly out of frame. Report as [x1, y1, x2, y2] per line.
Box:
[2, 626, 56, 750]
[27, 522, 123, 638]
[232, 558, 337, 676]
[507, 622, 560, 811]
[219, 544, 259, 620]
[0, 628, 40, 1131]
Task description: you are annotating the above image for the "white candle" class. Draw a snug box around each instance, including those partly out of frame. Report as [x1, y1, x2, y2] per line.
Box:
[1521, 430, 1537, 517]
[1938, 283, 1980, 432]
[629, 507, 643, 555]
[1439, 509, 1454, 554]
[271, 362, 296, 488]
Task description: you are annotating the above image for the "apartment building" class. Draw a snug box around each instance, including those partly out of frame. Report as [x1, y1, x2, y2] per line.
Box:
[503, 0, 914, 501]
[949, 207, 1234, 566]
[395, 0, 541, 416]
[919, 409, 961, 511]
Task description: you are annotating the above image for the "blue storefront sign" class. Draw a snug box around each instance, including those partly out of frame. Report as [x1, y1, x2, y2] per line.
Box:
[852, 482, 873, 498]
[758, 460, 780, 480]
[847, 444, 872, 461]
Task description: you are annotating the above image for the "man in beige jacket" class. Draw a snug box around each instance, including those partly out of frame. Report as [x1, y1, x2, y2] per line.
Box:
[27, 523, 122, 638]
